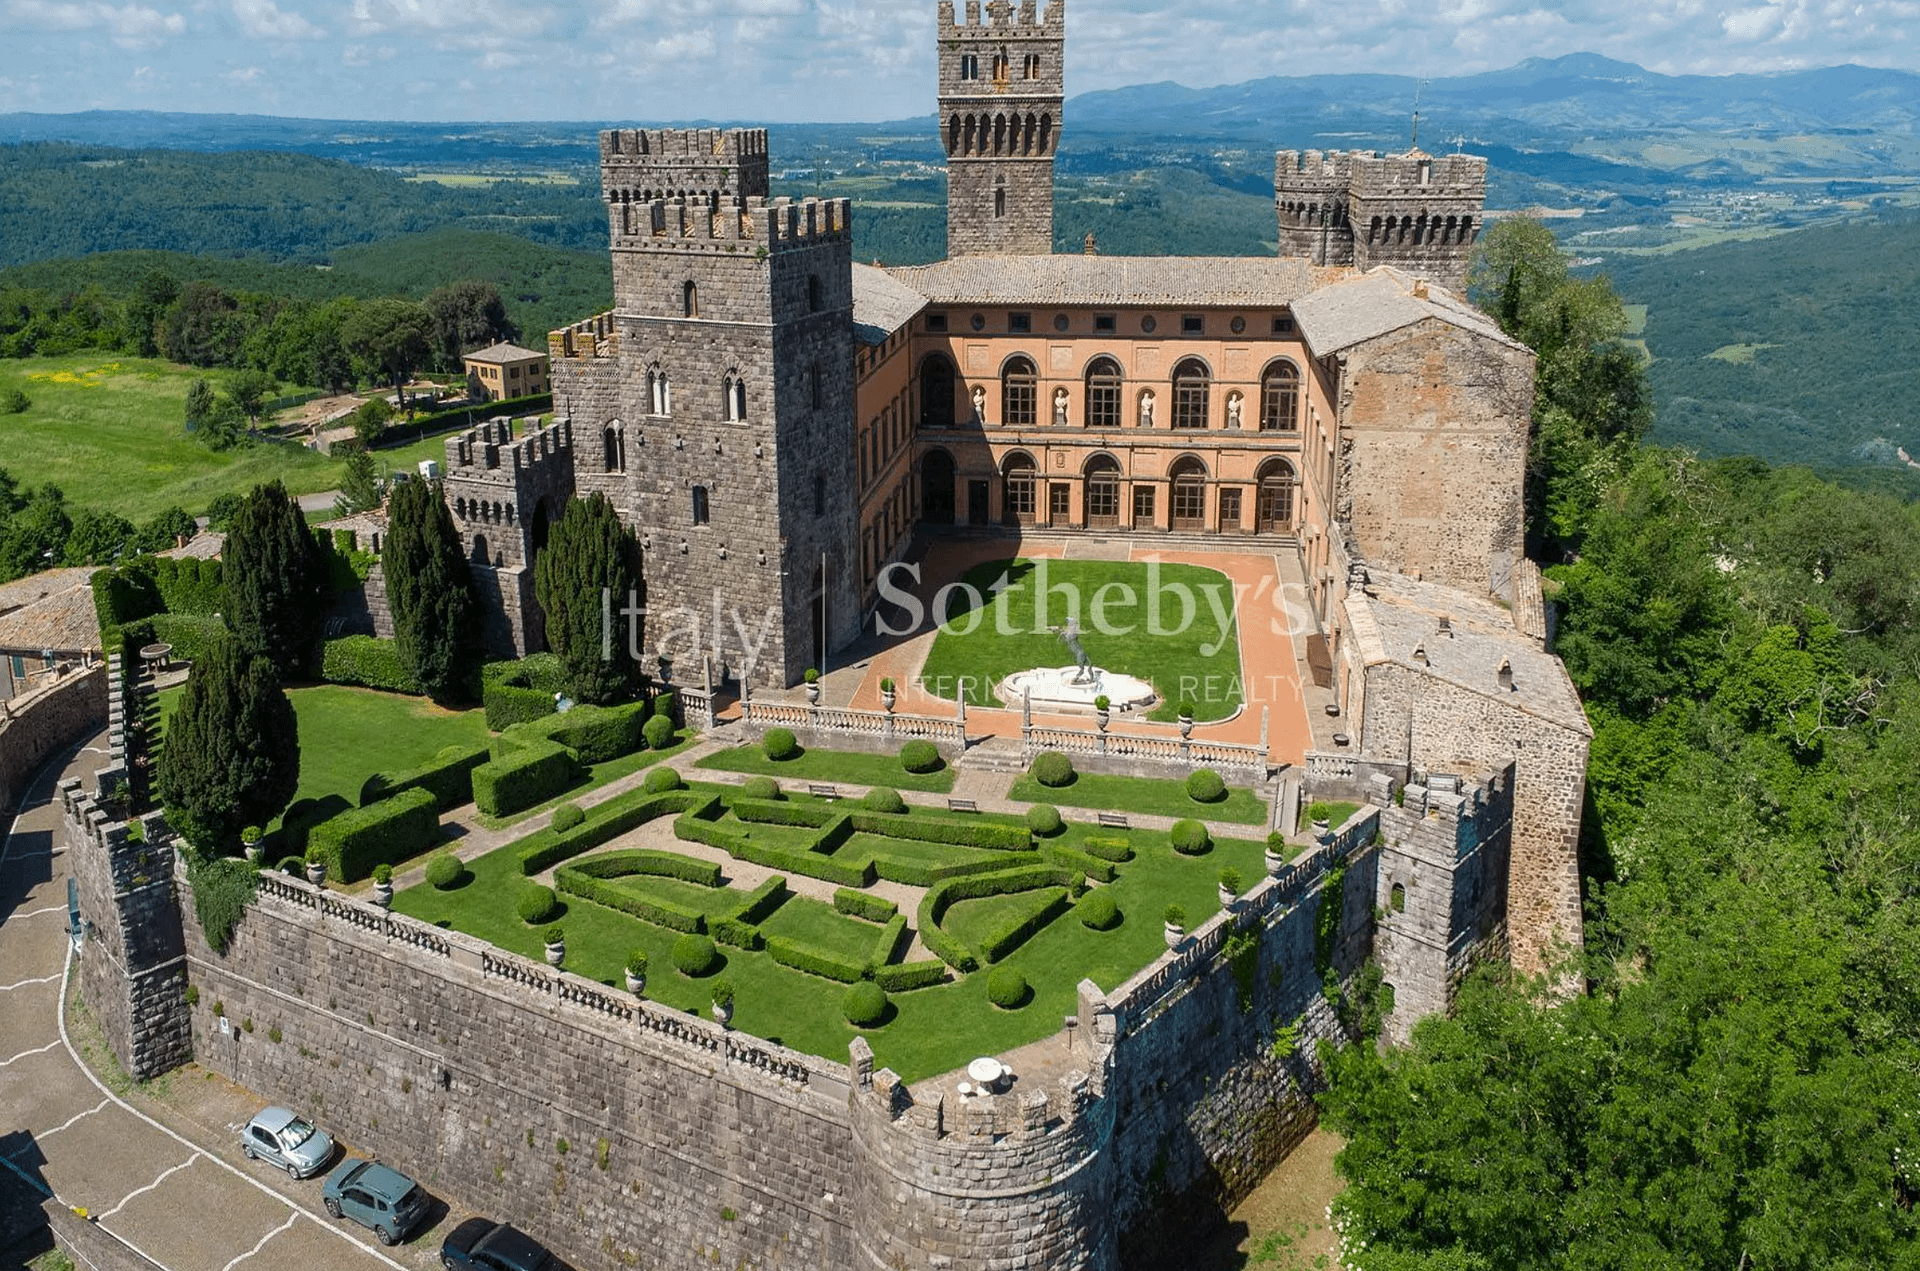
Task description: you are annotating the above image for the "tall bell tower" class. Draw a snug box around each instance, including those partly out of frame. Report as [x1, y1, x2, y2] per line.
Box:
[937, 0, 1064, 257]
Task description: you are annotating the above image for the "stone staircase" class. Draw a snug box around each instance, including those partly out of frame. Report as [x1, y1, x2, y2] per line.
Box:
[959, 734, 1028, 774]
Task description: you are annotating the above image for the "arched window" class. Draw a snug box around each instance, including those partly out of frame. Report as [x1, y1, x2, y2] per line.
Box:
[1170, 456, 1207, 530]
[1256, 458, 1297, 533]
[1038, 113, 1053, 155]
[722, 373, 745, 422]
[1390, 882, 1406, 913]
[992, 49, 1008, 83]
[1001, 356, 1037, 426]
[1085, 454, 1121, 528]
[1084, 357, 1122, 429]
[995, 185, 1006, 220]
[471, 533, 490, 565]
[1023, 53, 1041, 79]
[603, 423, 624, 472]
[808, 274, 823, 313]
[959, 53, 978, 81]
[1002, 452, 1037, 525]
[1171, 358, 1211, 430]
[683, 280, 698, 318]
[1260, 361, 1300, 432]
[648, 364, 670, 416]
[948, 114, 961, 153]
[920, 354, 956, 429]
[691, 486, 709, 526]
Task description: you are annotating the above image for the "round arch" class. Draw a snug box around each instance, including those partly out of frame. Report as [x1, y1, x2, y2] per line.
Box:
[1258, 358, 1301, 432]
[1000, 354, 1038, 427]
[1255, 457, 1298, 533]
[1000, 450, 1038, 526]
[919, 353, 957, 430]
[1171, 358, 1213, 431]
[1083, 453, 1122, 528]
[1169, 455, 1208, 530]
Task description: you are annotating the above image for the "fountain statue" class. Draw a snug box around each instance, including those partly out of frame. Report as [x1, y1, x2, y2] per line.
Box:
[992, 615, 1157, 714]
[1056, 619, 1094, 686]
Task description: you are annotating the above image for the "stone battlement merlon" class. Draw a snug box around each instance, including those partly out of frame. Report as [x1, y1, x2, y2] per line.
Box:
[601, 127, 769, 161]
[939, 0, 1064, 32]
[609, 196, 854, 255]
[1350, 152, 1489, 199]
[443, 415, 575, 479]
[548, 311, 618, 361]
[600, 126, 772, 202]
[1275, 148, 1366, 183]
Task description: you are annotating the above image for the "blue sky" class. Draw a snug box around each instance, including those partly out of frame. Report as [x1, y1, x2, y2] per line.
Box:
[1, 0, 1917, 121]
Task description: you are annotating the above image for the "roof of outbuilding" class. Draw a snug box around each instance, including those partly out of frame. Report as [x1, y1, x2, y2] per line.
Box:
[883, 255, 1347, 308]
[0, 568, 101, 655]
[1292, 267, 1524, 357]
[157, 531, 224, 560]
[461, 342, 550, 365]
[851, 263, 929, 345]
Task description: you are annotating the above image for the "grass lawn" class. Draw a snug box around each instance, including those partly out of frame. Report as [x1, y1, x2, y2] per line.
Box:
[917, 558, 1245, 722]
[1010, 771, 1270, 825]
[697, 743, 956, 793]
[0, 354, 343, 522]
[940, 888, 1069, 953]
[394, 782, 1273, 1082]
[472, 735, 700, 830]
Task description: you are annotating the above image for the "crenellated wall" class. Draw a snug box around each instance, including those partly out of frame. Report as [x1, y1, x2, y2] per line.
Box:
[0, 661, 105, 818]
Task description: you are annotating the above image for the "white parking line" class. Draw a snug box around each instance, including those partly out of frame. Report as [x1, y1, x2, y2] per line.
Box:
[219, 1211, 301, 1271]
[0, 1040, 60, 1067]
[0, 973, 63, 991]
[98, 1152, 202, 1221]
[14, 904, 67, 919]
[32, 1097, 111, 1142]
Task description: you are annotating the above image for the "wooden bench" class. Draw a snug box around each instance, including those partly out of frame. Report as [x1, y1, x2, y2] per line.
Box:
[808, 783, 840, 801]
[1096, 811, 1130, 829]
[947, 797, 979, 813]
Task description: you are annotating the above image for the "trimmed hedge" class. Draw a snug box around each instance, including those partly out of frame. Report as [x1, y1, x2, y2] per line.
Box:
[873, 960, 948, 992]
[148, 612, 225, 665]
[987, 966, 1031, 1009]
[642, 714, 676, 750]
[919, 865, 1082, 971]
[1077, 889, 1120, 930]
[712, 917, 763, 950]
[320, 636, 421, 694]
[899, 740, 942, 774]
[305, 788, 439, 884]
[765, 934, 869, 984]
[557, 868, 705, 934]
[1044, 843, 1118, 884]
[834, 889, 898, 922]
[562, 849, 722, 887]
[847, 810, 1031, 852]
[862, 786, 906, 814]
[728, 875, 790, 926]
[763, 727, 799, 760]
[362, 743, 491, 812]
[504, 701, 649, 765]
[844, 981, 888, 1026]
[472, 740, 581, 817]
[673, 801, 878, 889]
[551, 803, 585, 833]
[977, 887, 1070, 964]
[518, 884, 561, 924]
[1080, 836, 1135, 863]
[1025, 803, 1063, 836]
[1186, 768, 1228, 803]
[152, 555, 223, 615]
[731, 798, 836, 829]
[672, 933, 719, 976]
[643, 767, 684, 794]
[651, 691, 677, 721]
[871, 913, 909, 967]
[1030, 751, 1076, 787]
[1170, 819, 1212, 855]
[515, 789, 704, 875]
[425, 852, 464, 889]
[740, 776, 781, 800]
[484, 680, 553, 731]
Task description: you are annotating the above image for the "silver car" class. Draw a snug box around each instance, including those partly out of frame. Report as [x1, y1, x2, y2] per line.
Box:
[241, 1107, 335, 1179]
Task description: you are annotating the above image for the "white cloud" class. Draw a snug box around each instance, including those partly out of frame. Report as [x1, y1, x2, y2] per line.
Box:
[3, 0, 185, 46]
[224, 63, 263, 79]
[230, 0, 320, 39]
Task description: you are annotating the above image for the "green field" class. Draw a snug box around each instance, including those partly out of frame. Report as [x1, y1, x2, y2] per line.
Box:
[0, 354, 343, 520]
[919, 558, 1245, 722]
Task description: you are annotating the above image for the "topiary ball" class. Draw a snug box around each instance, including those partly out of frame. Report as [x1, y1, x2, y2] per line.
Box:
[843, 980, 889, 1027]
[899, 740, 942, 774]
[277, 856, 303, 876]
[643, 766, 684, 794]
[551, 803, 585, 833]
[741, 776, 781, 801]
[986, 966, 1030, 1009]
[425, 853, 464, 889]
[862, 786, 906, 814]
[518, 884, 560, 924]
[1077, 889, 1120, 930]
[672, 933, 720, 977]
[642, 713, 676, 751]
[1185, 768, 1227, 804]
[1025, 803, 1063, 836]
[1170, 819, 1212, 855]
[764, 727, 800, 761]
[1030, 750, 1075, 788]
[651, 692, 676, 720]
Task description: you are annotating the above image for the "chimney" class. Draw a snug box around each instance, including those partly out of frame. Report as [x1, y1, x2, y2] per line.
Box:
[1411, 644, 1428, 666]
[1083, 231, 1098, 256]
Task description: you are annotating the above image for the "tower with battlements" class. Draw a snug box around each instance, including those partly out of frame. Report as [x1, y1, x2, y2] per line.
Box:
[441, 416, 577, 658]
[1274, 148, 1486, 291]
[937, 0, 1064, 257]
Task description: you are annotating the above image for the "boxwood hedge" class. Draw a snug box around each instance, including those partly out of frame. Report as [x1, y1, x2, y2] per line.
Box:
[872, 960, 948, 992]
[515, 789, 704, 875]
[1043, 843, 1118, 884]
[306, 788, 439, 883]
[504, 701, 649, 764]
[833, 889, 898, 922]
[871, 912, 909, 967]
[918, 865, 1083, 970]
[361, 742, 491, 812]
[765, 935, 869, 983]
[472, 740, 581, 817]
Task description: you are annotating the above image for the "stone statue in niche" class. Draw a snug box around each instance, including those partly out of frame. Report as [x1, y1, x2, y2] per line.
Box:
[972, 384, 987, 426]
[1138, 389, 1155, 428]
[1053, 387, 1069, 425]
[1226, 392, 1243, 429]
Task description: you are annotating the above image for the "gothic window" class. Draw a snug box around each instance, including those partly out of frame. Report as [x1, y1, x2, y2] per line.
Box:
[1085, 455, 1121, 528]
[810, 363, 822, 410]
[992, 49, 1008, 84]
[683, 280, 698, 318]
[691, 486, 709, 525]
[1001, 356, 1037, 427]
[1038, 114, 1052, 154]
[722, 372, 747, 422]
[1170, 456, 1207, 530]
[603, 424, 624, 472]
[960, 53, 978, 80]
[808, 274, 823, 313]
[1256, 458, 1297, 533]
[1085, 357, 1122, 429]
[648, 364, 670, 416]
[1002, 453, 1037, 525]
[1171, 358, 1211, 430]
[995, 185, 1006, 219]
[947, 114, 962, 153]
[1023, 53, 1041, 79]
[1260, 361, 1300, 432]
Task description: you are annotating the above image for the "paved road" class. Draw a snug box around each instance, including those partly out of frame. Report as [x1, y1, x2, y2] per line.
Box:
[0, 735, 430, 1271]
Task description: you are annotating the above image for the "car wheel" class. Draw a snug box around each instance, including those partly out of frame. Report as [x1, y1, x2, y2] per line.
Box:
[324, 1198, 342, 1219]
[442, 1255, 459, 1271]
[377, 1225, 397, 1246]
[244, 1145, 256, 1160]
[286, 1162, 301, 1179]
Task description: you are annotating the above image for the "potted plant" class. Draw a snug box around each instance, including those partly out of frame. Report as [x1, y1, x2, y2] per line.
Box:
[240, 824, 263, 863]
[879, 677, 896, 712]
[371, 863, 394, 909]
[1163, 904, 1187, 950]
[625, 950, 648, 996]
[1264, 830, 1288, 877]
[710, 978, 736, 1027]
[1306, 801, 1333, 840]
[1093, 693, 1111, 731]
[1218, 867, 1243, 909]
[303, 847, 326, 887]
[543, 924, 566, 967]
[1177, 699, 1197, 739]
[803, 667, 821, 705]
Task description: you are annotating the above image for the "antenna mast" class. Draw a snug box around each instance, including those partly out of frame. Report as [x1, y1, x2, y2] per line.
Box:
[1411, 77, 1424, 151]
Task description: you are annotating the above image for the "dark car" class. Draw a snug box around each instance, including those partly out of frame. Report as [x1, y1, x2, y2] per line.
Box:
[321, 1157, 431, 1246]
[440, 1218, 555, 1271]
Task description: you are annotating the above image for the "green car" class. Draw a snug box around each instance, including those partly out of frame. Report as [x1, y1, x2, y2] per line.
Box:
[321, 1157, 431, 1246]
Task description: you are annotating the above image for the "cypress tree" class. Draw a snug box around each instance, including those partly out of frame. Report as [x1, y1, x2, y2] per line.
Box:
[385, 478, 478, 705]
[156, 637, 300, 855]
[223, 480, 325, 678]
[533, 492, 642, 704]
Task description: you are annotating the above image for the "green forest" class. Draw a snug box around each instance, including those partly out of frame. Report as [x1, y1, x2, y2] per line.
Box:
[1318, 222, 1920, 1270]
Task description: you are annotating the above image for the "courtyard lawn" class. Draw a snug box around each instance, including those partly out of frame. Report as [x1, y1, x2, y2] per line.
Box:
[916, 558, 1245, 722]
[471, 735, 700, 830]
[1010, 770, 1270, 826]
[697, 743, 957, 793]
[394, 781, 1273, 1082]
[0, 354, 343, 522]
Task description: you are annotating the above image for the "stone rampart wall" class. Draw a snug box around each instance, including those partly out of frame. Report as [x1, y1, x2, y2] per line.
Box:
[0, 664, 106, 817]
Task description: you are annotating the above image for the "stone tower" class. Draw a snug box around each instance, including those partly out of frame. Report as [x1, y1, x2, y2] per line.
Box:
[441, 416, 577, 658]
[1274, 147, 1487, 292]
[937, 0, 1064, 257]
[559, 127, 861, 689]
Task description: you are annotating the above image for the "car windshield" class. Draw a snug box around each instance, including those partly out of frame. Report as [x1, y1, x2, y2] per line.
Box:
[280, 1118, 315, 1148]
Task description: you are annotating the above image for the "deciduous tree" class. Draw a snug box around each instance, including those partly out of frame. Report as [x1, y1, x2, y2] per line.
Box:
[341, 298, 434, 398]
[424, 280, 518, 371]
